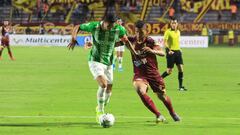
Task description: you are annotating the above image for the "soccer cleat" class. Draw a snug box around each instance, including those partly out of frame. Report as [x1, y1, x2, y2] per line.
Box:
[96, 106, 104, 124]
[156, 115, 167, 124]
[179, 86, 187, 91]
[170, 113, 181, 122]
[118, 67, 123, 72]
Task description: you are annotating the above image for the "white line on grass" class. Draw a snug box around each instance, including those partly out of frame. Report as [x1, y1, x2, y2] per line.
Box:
[0, 116, 240, 120]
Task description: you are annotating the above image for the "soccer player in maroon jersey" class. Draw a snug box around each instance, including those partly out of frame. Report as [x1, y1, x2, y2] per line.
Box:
[128, 20, 180, 123]
[0, 20, 15, 60]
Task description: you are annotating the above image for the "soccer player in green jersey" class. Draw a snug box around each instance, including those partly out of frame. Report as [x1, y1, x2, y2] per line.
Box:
[161, 18, 187, 91]
[68, 14, 138, 123]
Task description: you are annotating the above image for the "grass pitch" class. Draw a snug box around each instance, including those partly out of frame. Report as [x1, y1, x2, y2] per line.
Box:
[0, 46, 240, 135]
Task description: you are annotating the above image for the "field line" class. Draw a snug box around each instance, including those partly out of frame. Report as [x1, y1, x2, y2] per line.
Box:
[0, 115, 240, 120]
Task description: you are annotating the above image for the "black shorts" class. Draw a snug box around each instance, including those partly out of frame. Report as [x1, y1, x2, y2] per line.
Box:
[166, 50, 183, 68]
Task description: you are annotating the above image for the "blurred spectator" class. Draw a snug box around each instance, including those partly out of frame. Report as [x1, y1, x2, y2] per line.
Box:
[228, 29, 234, 46]
[43, 0, 49, 18]
[231, 3, 237, 20]
[39, 24, 45, 34]
[217, 10, 222, 21]
[25, 26, 32, 34]
[13, 7, 20, 17]
[201, 24, 208, 36]
[169, 7, 175, 19]
[73, 3, 89, 23]
[208, 28, 213, 44]
[50, 27, 59, 35]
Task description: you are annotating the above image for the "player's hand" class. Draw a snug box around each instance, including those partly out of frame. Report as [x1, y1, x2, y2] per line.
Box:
[68, 38, 77, 50]
[168, 50, 174, 55]
[84, 41, 93, 49]
[142, 47, 153, 54]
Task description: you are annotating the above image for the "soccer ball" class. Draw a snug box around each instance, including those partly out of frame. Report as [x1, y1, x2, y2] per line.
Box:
[99, 113, 115, 128]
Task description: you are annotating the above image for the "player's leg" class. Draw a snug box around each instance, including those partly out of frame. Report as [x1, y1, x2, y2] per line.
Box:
[149, 76, 180, 121]
[133, 79, 163, 122]
[88, 61, 108, 122]
[0, 45, 4, 60]
[96, 75, 108, 113]
[113, 47, 118, 70]
[117, 46, 124, 71]
[6, 46, 14, 60]
[104, 64, 113, 106]
[161, 54, 174, 78]
[156, 91, 180, 121]
[176, 51, 187, 91]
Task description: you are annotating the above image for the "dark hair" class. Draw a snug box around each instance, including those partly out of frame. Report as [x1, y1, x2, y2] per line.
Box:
[135, 20, 145, 29]
[170, 17, 178, 22]
[104, 14, 117, 23]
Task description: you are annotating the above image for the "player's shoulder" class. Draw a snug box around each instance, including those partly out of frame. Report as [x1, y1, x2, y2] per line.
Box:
[82, 21, 100, 27]
[164, 28, 171, 34]
[146, 36, 155, 44]
[115, 24, 125, 31]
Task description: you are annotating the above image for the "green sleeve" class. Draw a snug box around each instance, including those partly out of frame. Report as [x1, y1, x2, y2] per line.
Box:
[79, 22, 98, 32]
[118, 25, 127, 38]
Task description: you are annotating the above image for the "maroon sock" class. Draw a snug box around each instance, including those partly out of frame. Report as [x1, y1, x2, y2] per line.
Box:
[138, 93, 160, 117]
[162, 96, 175, 115]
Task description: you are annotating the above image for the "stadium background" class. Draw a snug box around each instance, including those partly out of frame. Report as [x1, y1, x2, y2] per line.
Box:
[0, 0, 240, 45]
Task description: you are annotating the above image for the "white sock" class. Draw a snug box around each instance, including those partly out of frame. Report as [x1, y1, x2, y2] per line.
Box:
[97, 86, 106, 112]
[118, 57, 123, 68]
[104, 92, 112, 106]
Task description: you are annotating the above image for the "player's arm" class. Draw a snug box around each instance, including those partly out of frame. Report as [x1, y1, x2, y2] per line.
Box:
[143, 45, 165, 57]
[142, 38, 165, 56]
[68, 22, 96, 50]
[68, 24, 80, 50]
[163, 30, 174, 55]
[118, 26, 138, 58]
[121, 35, 138, 58]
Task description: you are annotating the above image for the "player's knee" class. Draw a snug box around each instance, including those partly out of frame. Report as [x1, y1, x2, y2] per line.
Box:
[156, 89, 166, 100]
[98, 81, 107, 89]
[137, 89, 146, 95]
[106, 84, 112, 93]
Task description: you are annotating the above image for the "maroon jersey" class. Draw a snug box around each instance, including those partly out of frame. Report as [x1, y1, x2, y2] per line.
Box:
[129, 36, 161, 79]
[1, 26, 10, 46]
[1, 26, 10, 37]
[129, 36, 165, 93]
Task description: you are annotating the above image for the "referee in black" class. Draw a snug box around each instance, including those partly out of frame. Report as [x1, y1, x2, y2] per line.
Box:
[161, 18, 187, 91]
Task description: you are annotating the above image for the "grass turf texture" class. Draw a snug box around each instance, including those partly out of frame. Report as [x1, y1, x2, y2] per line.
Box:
[0, 46, 240, 135]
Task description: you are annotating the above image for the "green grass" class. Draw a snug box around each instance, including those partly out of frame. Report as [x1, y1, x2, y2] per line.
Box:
[0, 46, 240, 135]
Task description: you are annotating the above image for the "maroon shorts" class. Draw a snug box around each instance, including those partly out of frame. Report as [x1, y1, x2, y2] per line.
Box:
[133, 74, 166, 94]
[1, 37, 9, 46]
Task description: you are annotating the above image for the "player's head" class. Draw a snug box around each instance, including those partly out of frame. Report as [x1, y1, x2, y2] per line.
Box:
[116, 17, 123, 25]
[135, 20, 146, 37]
[102, 13, 117, 30]
[169, 17, 178, 30]
[3, 20, 9, 26]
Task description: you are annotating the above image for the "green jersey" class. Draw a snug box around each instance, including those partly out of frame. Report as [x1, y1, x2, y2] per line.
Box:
[80, 21, 126, 65]
[164, 28, 181, 51]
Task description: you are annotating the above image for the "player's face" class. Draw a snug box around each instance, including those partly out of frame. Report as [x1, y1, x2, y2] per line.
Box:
[170, 20, 178, 30]
[102, 21, 114, 30]
[116, 20, 122, 25]
[135, 25, 146, 37]
[3, 21, 9, 26]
